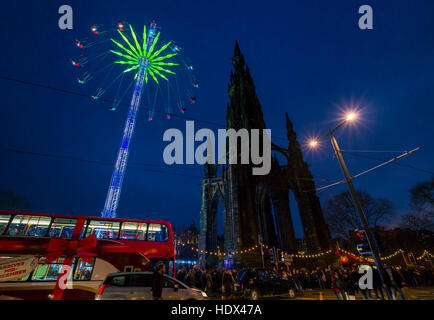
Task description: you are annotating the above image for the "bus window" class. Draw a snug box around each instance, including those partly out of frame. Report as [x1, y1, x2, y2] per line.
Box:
[73, 258, 94, 280]
[120, 222, 147, 240]
[80, 220, 89, 238]
[147, 224, 168, 241]
[32, 258, 75, 281]
[85, 220, 120, 239]
[7, 215, 51, 237]
[48, 218, 77, 238]
[0, 214, 11, 235]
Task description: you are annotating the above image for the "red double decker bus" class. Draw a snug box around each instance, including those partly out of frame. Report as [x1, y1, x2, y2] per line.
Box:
[0, 211, 175, 300]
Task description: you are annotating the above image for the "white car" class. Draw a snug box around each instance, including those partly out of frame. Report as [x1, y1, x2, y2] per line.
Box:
[95, 272, 208, 300]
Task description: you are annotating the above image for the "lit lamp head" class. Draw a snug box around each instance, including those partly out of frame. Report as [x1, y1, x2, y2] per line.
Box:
[309, 140, 319, 148]
[345, 112, 356, 122]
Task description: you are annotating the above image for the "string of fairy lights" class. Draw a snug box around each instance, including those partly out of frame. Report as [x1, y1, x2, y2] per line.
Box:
[175, 240, 433, 262]
[416, 250, 434, 261]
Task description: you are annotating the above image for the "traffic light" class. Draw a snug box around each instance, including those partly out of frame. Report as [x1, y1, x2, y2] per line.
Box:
[281, 251, 285, 262]
[356, 229, 367, 242]
[268, 248, 274, 264]
[408, 252, 417, 264]
[355, 229, 372, 255]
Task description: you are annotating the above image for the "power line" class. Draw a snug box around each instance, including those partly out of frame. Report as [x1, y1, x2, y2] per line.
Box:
[1, 146, 333, 189]
[0, 75, 288, 142]
[1, 76, 430, 181]
[0, 146, 204, 179]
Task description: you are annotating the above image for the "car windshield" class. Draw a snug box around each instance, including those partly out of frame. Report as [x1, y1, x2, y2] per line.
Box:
[266, 271, 279, 280]
[165, 275, 187, 289]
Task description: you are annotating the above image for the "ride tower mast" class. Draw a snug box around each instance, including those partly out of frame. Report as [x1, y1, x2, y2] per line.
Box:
[102, 21, 158, 218]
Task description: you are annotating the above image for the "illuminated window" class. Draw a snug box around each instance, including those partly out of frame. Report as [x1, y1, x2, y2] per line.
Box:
[32, 258, 75, 281]
[120, 222, 148, 240]
[48, 218, 77, 238]
[147, 224, 168, 241]
[73, 258, 94, 280]
[85, 220, 120, 239]
[0, 214, 11, 235]
[7, 215, 52, 237]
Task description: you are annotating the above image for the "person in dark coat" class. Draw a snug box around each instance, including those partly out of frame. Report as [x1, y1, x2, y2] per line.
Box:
[343, 268, 359, 299]
[222, 269, 235, 300]
[194, 267, 203, 289]
[371, 265, 386, 300]
[216, 269, 223, 295]
[331, 269, 346, 300]
[383, 266, 406, 300]
[152, 261, 165, 300]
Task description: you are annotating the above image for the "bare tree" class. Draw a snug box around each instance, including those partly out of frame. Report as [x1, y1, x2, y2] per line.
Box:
[401, 212, 434, 233]
[410, 177, 434, 211]
[401, 178, 434, 233]
[324, 190, 394, 240]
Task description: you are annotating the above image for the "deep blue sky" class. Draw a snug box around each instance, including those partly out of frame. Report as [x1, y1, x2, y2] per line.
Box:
[0, 0, 433, 237]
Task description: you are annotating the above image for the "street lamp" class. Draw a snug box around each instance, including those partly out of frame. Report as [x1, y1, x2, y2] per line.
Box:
[309, 140, 319, 147]
[310, 111, 386, 285]
[345, 112, 356, 121]
[308, 112, 357, 148]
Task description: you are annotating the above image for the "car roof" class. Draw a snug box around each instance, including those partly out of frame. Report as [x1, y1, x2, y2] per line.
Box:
[107, 272, 153, 277]
[106, 272, 179, 282]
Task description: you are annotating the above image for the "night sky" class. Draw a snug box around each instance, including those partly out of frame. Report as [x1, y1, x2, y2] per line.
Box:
[0, 0, 433, 237]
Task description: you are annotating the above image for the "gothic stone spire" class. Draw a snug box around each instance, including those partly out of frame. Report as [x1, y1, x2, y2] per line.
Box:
[227, 41, 266, 131]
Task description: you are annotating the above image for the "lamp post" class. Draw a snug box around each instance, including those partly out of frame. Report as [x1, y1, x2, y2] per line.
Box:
[329, 128, 386, 284]
[310, 112, 386, 285]
[258, 234, 265, 268]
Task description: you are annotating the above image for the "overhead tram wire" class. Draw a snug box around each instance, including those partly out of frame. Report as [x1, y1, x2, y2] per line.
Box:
[308, 148, 422, 193]
[307, 144, 432, 176]
[340, 149, 412, 153]
[341, 149, 434, 176]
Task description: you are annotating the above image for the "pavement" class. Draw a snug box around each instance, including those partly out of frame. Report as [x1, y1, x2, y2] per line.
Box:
[207, 286, 434, 300]
[280, 287, 434, 300]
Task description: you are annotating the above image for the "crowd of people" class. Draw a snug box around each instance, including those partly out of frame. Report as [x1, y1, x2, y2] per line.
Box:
[175, 267, 236, 299]
[174, 263, 434, 300]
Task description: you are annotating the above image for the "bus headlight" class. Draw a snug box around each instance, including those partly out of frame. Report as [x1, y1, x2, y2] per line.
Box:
[201, 291, 208, 298]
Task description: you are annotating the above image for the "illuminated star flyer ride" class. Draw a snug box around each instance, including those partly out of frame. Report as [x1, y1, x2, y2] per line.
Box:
[70, 21, 199, 218]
